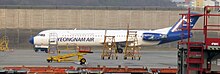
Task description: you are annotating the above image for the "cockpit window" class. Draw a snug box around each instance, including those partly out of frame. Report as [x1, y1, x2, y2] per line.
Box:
[37, 34, 45, 36]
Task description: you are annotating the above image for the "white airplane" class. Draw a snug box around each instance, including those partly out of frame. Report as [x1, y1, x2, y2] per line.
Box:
[29, 12, 201, 53]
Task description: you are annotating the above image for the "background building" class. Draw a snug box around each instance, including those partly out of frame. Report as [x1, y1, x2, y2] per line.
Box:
[189, 0, 220, 8]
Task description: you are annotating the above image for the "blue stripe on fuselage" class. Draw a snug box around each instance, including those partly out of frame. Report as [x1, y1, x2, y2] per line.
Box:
[158, 31, 192, 44]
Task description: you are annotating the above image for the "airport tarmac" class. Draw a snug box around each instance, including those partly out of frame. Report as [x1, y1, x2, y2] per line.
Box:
[0, 49, 177, 68]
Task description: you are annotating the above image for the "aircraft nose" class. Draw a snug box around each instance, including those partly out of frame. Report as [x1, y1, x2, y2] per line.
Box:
[29, 37, 34, 44]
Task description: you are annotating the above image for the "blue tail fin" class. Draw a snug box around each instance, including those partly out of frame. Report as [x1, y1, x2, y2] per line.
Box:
[159, 12, 201, 44]
[169, 12, 200, 33]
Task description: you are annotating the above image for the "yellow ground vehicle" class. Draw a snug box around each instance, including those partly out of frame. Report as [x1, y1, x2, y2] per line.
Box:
[47, 52, 87, 65]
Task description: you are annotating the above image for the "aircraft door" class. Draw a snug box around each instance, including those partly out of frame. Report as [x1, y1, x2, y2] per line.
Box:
[49, 33, 58, 45]
[49, 33, 58, 53]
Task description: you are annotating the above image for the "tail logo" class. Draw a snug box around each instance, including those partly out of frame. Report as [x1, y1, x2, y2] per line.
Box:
[171, 16, 193, 32]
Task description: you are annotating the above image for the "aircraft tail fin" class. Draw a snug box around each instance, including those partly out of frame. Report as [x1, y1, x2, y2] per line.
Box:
[168, 12, 201, 33]
[158, 12, 201, 44]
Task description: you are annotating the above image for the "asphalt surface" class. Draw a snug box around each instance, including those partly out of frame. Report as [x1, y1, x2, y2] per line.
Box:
[0, 49, 177, 68]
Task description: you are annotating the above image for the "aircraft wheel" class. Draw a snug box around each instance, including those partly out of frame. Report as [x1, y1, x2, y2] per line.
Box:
[118, 48, 123, 53]
[80, 58, 86, 65]
[101, 56, 104, 60]
[124, 57, 127, 60]
[132, 57, 134, 60]
[45, 49, 48, 53]
[108, 57, 110, 59]
[34, 49, 38, 52]
[116, 57, 118, 60]
[138, 57, 141, 60]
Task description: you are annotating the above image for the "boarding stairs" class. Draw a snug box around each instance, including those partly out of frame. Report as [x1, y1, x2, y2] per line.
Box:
[101, 35, 118, 60]
[0, 35, 9, 51]
[124, 30, 141, 60]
